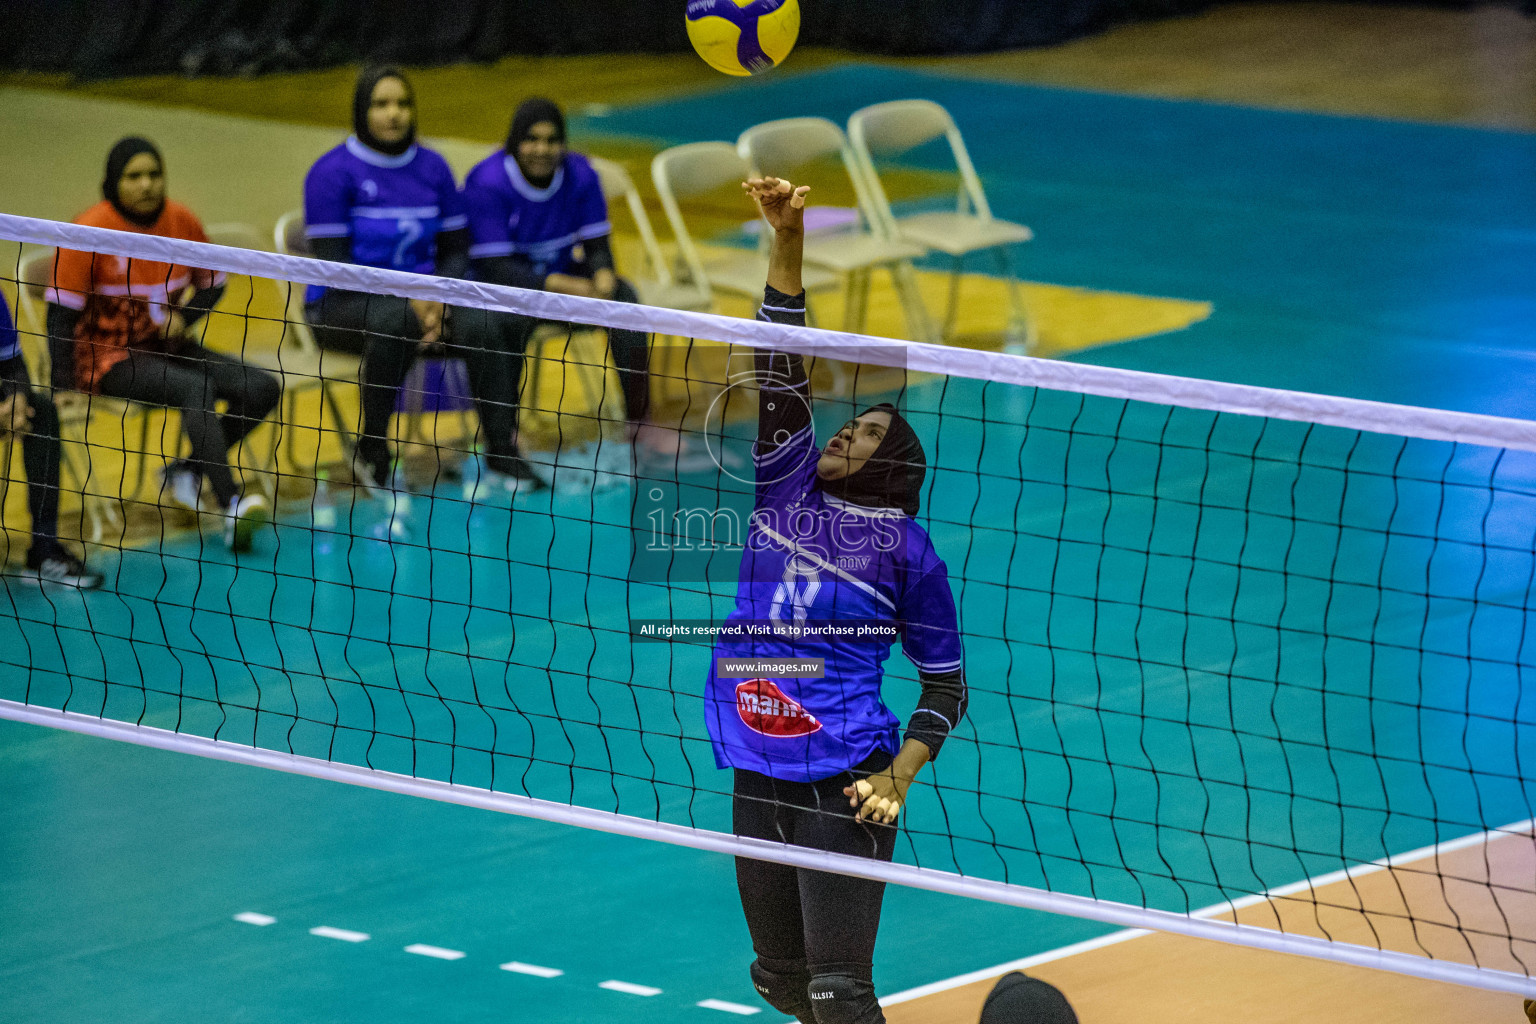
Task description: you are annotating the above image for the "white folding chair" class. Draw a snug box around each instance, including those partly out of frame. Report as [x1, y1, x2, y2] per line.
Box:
[589, 156, 712, 313]
[650, 142, 837, 316]
[273, 210, 365, 459]
[738, 116, 936, 343]
[848, 100, 1037, 349]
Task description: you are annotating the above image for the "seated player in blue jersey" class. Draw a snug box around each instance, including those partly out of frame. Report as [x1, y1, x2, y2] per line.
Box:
[461, 98, 674, 483]
[711, 177, 967, 1024]
[304, 67, 537, 495]
[0, 293, 102, 588]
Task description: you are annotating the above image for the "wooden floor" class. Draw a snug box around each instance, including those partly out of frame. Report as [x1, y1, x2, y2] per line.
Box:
[889, 826, 1536, 1023]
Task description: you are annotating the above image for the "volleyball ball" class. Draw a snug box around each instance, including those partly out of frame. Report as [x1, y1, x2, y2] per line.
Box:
[686, 0, 800, 77]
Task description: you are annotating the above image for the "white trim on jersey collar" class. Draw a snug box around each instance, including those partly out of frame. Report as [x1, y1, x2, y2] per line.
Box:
[822, 494, 908, 519]
[503, 154, 566, 202]
[345, 135, 420, 169]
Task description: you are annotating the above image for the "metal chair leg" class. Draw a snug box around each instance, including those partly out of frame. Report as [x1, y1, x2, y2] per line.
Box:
[890, 261, 937, 344]
[943, 254, 965, 340]
[991, 247, 1038, 353]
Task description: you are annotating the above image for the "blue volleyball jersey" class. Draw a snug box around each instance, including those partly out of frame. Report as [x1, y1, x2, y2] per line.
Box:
[0, 292, 18, 363]
[704, 299, 964, 783]
[462, 150, 611, 278]
[302, 137, 466, 299]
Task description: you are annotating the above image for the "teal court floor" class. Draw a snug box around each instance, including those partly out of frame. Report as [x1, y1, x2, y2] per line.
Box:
[4, 64, 1536, 1023]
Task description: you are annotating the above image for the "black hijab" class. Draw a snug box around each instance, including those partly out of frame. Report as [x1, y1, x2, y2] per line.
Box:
[101, 136, 165, 227]
[977, 972, 1079, 1024]
[353, 65, 416, 157]
[817, 403, 927, 517]
[505, 97, 567, 185]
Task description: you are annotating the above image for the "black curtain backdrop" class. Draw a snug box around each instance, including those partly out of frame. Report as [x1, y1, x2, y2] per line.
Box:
[0, 0, 1493, 80]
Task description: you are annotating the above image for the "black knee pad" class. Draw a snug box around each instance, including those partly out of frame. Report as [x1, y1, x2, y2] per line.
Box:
[808, 973, 883, 1024]
[750, 959, 812, 1018]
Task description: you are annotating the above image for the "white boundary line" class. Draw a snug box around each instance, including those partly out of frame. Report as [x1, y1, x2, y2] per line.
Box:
[883, 818, 1536, 1005]
[3, 212, 1535, 454]
[3, 700, 1533, 998]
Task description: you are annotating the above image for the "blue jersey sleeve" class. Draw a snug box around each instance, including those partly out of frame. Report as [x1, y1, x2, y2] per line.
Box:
[567, 157, 612, 244]
[303, 151, 352, 242]
[430, 152, 468, 234]
[897, 532, 964, 676]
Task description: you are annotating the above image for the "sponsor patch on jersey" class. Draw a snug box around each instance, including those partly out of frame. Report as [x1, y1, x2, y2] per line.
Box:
[736, 679, 821, 737]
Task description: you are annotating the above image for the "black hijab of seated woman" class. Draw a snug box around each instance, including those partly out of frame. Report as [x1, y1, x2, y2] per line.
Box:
[102, 136, 165, 228]
[819, 403, 927, 516]
[505, 97, 567, 188]
[352, 65, 416, 157]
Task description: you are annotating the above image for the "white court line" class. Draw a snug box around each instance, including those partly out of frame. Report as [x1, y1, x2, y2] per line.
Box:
[600, 980, 663, 996]
[883, 818, 1536, 1006]
[309, 926, 370, 943]
[233, 912, 276, 926]
[500, 961, 564, 978]
[697, 998, 763, 1014]
[9, 703, 1530, 999]
[404, 943, 466, 960]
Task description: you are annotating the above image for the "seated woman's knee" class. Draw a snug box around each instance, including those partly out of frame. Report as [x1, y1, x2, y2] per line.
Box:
[248, 366, 283, 417]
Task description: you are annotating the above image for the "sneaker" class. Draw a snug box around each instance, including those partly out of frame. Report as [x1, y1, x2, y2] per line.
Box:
[160, 460, 203, 511]
[225, 493, 270, 553]
[480, 452, 548, 499]
[23, 542, 104, 590]
[350, 446, 394, 500]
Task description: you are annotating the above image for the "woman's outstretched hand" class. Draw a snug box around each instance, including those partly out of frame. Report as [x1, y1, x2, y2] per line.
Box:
[743, 177, 809, 234]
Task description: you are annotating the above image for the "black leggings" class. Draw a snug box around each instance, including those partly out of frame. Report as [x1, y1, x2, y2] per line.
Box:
[306, 291, 522, 469]
[733, 751, 897, 1024]
[0, 356, 61, 546]
[96, 345, 281, 507]
[460, 276, 652, 428]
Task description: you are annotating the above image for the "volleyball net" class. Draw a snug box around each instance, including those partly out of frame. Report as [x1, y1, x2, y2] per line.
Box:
[1, 212, 1533, 997]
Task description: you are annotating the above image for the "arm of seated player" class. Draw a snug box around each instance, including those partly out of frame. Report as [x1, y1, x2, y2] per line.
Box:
[583, 235, 618, 299]
[166, 282, 227, 345]
[409, 226, 469, 347]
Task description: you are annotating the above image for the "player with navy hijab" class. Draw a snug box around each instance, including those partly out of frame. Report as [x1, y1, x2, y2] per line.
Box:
[304, 66, 534, 493]
[713, 177, 966, 1024]
[461, 98, 658, 477]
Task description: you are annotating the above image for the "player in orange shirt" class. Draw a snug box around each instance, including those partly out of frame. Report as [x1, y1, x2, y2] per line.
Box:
[46, 137, 281, 552]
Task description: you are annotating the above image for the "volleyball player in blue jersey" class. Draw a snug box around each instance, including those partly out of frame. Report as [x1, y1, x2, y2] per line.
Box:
[711, 178, 967, 1024]
[461, 98, 664, 480]
[304, 67, 534, 493]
